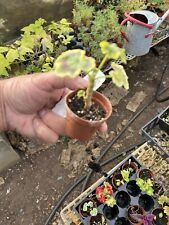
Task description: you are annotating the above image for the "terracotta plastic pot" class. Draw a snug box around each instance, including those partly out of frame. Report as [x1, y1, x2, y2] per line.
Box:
[65, 90, 112, 140]
[122, 161, 138, 173]
[137, 168, 154, 181]
[78, 198, 97, 218]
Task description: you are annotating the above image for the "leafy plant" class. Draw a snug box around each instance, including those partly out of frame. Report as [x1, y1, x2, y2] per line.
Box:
[136, 178, 154, 196]
[116, 0, 147, 15]
[146, 0, 168, 11]
[116, 168, 133, 186]
[95, 182, 116, 207]
[130, 213, 154, 225]
[158, 195, 169, 218]
[54, 41, 128, 109]
[82, 201, 98, 216]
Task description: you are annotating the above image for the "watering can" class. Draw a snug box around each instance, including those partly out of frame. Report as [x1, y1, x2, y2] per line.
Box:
[121, 9, 169, 56]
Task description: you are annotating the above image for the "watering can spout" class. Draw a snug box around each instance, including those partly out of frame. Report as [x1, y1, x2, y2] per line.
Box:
[154, 9, 169, 31]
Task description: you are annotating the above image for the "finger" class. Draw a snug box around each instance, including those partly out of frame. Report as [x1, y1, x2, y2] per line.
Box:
[33, 117, 59, 143]
[99, 122, 108, 133]
[32, 72, 88, 92]
[39, 110, 66, 135]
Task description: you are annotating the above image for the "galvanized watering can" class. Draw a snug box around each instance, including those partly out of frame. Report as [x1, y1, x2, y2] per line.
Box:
[121, 10, 169, 56]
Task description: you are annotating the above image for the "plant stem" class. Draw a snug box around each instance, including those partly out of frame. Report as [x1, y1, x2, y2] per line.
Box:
[98, 55, 108, 70]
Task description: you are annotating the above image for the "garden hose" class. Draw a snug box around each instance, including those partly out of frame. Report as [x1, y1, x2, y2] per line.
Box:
[44, 141, 144, 225]
[155, 63, 169, 103]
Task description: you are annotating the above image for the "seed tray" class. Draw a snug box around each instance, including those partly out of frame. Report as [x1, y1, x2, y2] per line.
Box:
[158, 106, 169, 135]
[141, 113, 169, 159]
[60, 145, 165, 225]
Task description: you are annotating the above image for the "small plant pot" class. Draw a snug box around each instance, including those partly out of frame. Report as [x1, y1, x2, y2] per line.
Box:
[115, 191, 131, 208]
[126, 180, 141, 197]
[137, 169, 154, 181]
[138, 194, 155, 212]
[152, 208, 168, 225]
[78, 198, 97, 218]
[103, 205, 119, 221]
[111, 172, 124, 189]
[122, 161, 138, 174]
[128, 205, 145, 225]
[90, 213, 107, 225]
[153, 182, 165, 198]
[115, 217, 131, 225]
[65, 90, 112, 140]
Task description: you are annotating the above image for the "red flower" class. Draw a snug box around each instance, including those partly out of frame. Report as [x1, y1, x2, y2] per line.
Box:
[99, 194, 106, 203]
[96, 186, 103, 195]
[106, 185, 113, 195]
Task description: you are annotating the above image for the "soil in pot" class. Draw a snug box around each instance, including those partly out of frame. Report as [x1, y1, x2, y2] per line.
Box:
[128, 205, 144, 225]
[103, 205, 119, 220]
[122, 161, 138, 174]
[115, 191, 131, 208]
[90, 213, 107, 225]
[111, 172, 124, 189]
[78, 198, 97, 218]
[153, 208, 168, 225]
[126, 180, 141, 197]
[115, 217, 131, 225]
[138, 169, 154, 181]
[139, 194, 154, 212]
[66, 90, 112, 140]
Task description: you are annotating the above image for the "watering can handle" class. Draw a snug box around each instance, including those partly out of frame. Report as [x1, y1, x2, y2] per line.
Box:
[120, 12, 154, 41]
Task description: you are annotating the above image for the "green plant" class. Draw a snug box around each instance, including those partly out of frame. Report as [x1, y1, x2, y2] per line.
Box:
[82, 201, 98, 216]
[78, 7, 122, 62]
[54, 41, 128, 109]
[136, 178, 154, 196]
[146, 0, 168, 11]
[157, 195, 169, 219]
[0, 18, 73, 77]
[116, 168, 133, 186]
[116, 0, 147, 15]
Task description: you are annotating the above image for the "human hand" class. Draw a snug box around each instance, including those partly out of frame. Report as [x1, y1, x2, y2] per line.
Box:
[0, 72, 107, 143]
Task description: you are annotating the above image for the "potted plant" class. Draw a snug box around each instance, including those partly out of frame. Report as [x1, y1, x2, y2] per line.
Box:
[130, 213, 154, 225]
[95, 182, 116, 207]
[136, 177, 154, 196]
[54, 41, 128, 140]
[121, 158, 138, 174]
[112, 168, 133, 189]
[152, 195, 169, 225]
[90, 213, 108, 225]
[79, 199, 98, 218]
[138, 169, 154, 181]
[128, 205, 145, 225]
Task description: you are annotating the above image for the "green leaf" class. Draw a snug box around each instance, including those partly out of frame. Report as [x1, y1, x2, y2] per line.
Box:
[90, 208, 98, 216]
[0, 54, 10, 76]
[164, 206, 169, 217]
[0, 47, 9, 53]
[77, 90, 86, 99]
[159, 212, 163, 218]
[83, 203, 88, 212]
[41, 36, 54, 52]
[158, 195, 169, 206]
[6, 49, 19, 63]
[54, 49, 95, 78]
[108, 63, 129, 90]
[106, 198, 116, 208]
[100, 41, 126, 63]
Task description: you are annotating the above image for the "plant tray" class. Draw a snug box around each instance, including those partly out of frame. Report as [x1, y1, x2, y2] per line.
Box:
[141, 110, 169, 160]
[159, 106, 169, 135]
[60, 143, 167, 225]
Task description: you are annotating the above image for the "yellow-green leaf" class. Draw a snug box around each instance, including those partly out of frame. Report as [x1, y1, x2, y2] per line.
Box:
[0, 47, 9, 53]
[100, 41, 126, 63]
[6, 49, 19, 63]
[108, 63, 129, 90]
[81, 56, 96, 73]
[54, 49, 86, 77]
[0, 54, 10, 76]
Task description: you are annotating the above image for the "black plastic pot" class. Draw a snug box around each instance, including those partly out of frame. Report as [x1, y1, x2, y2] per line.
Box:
[115, 217, 131, 225]
[103, 205, 119, 220]
[152, 208, 168, 225]
[115, 191, 131, 208]
[139, 194, 155, 212]
[126, 180, 141, 197]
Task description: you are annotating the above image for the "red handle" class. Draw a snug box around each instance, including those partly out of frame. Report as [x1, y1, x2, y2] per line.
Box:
[120, 18, 129, 42]
[124, 12, 153, 29]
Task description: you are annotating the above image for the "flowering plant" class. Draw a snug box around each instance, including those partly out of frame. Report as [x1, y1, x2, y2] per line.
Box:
[131, 214, 154, 225]
[96, 182, 116, 207]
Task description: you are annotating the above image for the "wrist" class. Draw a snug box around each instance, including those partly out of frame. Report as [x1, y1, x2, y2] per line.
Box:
[0, 80, 8, 131]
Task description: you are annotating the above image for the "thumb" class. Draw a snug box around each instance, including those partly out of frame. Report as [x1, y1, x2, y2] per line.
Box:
[31, 72, 88, 91]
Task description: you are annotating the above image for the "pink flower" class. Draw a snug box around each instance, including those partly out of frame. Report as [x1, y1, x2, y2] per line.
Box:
[106, 185, 113, 195]
[99, 194, 106, 203]
[96, 186, 103, 195]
